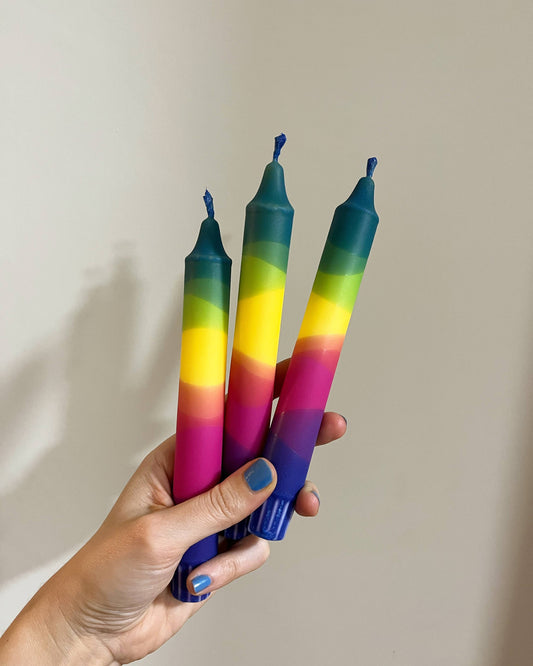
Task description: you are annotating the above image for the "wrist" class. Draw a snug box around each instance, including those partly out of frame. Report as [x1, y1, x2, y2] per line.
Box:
[0, 581, 118, 666]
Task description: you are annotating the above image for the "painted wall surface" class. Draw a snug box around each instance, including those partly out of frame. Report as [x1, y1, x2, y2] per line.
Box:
[1, 2, 532, 665]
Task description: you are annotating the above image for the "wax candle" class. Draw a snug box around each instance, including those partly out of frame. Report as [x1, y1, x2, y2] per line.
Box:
[249, 158, 379, 541]
[171, 191, 231, 602]
[223, 135, 294, 540]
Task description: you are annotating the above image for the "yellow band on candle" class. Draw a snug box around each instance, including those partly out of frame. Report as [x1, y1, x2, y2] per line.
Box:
[180, 328, 228, 386]
[298, 292, 352, 338]
[233, 289, 285, 365]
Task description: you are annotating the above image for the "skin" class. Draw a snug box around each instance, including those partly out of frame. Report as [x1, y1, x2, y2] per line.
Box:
[0, 360, 346, 665]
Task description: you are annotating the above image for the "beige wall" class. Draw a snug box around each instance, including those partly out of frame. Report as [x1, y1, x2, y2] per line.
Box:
[1, 1, 532, 664]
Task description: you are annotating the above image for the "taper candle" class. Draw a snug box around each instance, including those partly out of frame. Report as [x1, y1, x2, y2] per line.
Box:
[223, 134, 294, 540]
[171, 191, 231, 601]
[249, 158, 379, 541]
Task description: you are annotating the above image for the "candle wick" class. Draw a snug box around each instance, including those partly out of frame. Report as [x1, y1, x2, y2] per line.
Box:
[203, 189, 215, 218]
[273, 133, 287, 161]
[366, 157, 378, 178]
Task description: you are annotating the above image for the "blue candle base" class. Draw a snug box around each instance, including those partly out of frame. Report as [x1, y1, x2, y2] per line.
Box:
[170, 535, 217, 602]
[171, 563, 210, 603]
[224, 517, 251, 542]
[248, 493, 295, 541]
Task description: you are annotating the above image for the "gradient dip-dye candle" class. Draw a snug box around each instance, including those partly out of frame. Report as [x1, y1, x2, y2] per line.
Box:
[171, 191, 231, 601]
[223, 135, 293, 540]
[249, 158, 379, 541]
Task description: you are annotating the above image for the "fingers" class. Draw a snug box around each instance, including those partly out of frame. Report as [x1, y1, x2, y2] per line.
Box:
[185, 536, 270, 597]
[316, 412, 347, 446]
[105, 436, 176, 523]
[294, 481, 321, 517]
[290, 413, 346, 519]
[273, 358, 291, 398]
[162, 458, 277, 554]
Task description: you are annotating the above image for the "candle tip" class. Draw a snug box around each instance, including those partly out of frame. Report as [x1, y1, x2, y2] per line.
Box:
[203, 189, 215, 218]
[273, 133, 287, 161]
[366, 157, 378, 178]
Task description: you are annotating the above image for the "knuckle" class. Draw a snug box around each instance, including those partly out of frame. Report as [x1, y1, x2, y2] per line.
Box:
[130, 514, 161, 558]
[221, 539, 271, 584]
[206, 482, 241, 524]
[222, 555, 240, 581]
[258, 538, 270, 564]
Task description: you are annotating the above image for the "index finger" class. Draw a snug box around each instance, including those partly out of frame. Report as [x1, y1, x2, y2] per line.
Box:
[273, 358, 291, 399]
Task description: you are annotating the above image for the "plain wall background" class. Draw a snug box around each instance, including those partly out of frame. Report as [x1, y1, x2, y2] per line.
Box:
[1, 1, 532, 664]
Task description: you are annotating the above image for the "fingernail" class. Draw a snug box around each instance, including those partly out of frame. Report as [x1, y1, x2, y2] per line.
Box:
[311, 490, 320, 506]
[244, 459, 273, 492]
[341, 415, 348, 427]
[191, 574, 211, 594]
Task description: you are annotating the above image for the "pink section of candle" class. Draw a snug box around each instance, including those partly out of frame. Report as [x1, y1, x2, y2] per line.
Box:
[277, 347, 342, 412]
[173, 416, 224, 503]
[224, 402, 271, 456]
[223, 350, 276, 472]
[226, 350, 276, 407]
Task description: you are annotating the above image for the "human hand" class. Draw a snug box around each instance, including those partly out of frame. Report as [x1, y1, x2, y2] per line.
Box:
[0, 360, 346, 665]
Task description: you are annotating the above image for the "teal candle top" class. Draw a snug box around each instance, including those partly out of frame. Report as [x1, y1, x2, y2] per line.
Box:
[318, 157, 378, 275]
[243, 135, 294, 248]
[186, 190, 230, 262]
[184, 190, 231, 318]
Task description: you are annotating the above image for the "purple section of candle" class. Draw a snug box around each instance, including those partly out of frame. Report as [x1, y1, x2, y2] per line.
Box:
[260, 348, 341, 498]
[223, 406, 271, 474]
[263, 412, 324, 498]
[267, 408, 324, 461]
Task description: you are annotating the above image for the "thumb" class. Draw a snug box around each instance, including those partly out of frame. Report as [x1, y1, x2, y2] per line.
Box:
[164, 458, 277, 552]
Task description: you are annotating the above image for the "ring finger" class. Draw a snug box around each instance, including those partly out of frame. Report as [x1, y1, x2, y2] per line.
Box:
[186, 535, 270, 597]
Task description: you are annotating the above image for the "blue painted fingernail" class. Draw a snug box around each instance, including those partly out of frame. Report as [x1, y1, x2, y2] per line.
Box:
[244, 459, 273, 492]
[191, 574, 211, 594]
[311, 490, 320, 506]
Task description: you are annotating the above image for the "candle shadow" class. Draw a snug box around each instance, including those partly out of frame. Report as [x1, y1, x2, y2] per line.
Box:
[0, 246, 180, 585]
[488, 309, 533, 665]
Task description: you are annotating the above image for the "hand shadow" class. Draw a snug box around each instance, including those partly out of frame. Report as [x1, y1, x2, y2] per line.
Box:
[0, 246, 180, 584]
[488, 347, 533, 664]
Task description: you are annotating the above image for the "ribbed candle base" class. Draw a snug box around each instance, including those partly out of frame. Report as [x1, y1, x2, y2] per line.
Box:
[248, 494, 295, 541]
[224, 518, 251, 542]
[170, 564, 210, 603]
[170, 535, 217, 602]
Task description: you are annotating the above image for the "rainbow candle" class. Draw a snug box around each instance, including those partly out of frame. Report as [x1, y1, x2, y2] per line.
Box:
[249, 158, 379, 541]
[171, 191, 231, 602]
[223, 135, 294, 540]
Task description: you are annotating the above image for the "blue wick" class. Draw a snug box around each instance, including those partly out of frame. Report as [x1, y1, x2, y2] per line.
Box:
[366, 157, 378, 178]
[273, 133, 287, 161]
[203, 189, 214, 218]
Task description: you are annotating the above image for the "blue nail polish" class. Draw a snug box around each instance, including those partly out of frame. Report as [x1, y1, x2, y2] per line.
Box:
[191, 574, 211, 594]
[311, 490, 320, 506]
[244, 459, 273, 492]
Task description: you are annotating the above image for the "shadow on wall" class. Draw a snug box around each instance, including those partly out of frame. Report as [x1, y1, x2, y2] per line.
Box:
[490, 299, 533, 666]
[0, 248, 180, 585]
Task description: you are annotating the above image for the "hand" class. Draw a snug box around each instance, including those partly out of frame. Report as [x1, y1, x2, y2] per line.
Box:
[0, 360, 347, 665]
